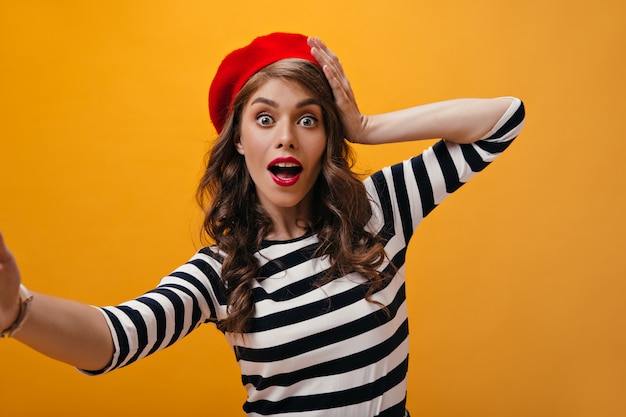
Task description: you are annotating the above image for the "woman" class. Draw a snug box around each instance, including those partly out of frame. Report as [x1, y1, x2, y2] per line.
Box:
[0, 33, 525, 416]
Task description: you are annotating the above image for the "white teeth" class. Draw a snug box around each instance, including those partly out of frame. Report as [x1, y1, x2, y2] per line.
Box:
[273, 162, 300, 168]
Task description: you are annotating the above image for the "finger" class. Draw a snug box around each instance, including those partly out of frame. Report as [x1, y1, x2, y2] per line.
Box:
[323, 62, 354, 105]
[314, 40, 351, 95]
[310, 42, 350, 93]
[309, 43, 330, 69]
[0, 232, 9, 259]
[308, 37, 359, 123]
[322, 65, 348, 103]
[309, 45, 345, 96]
[310, 37, 336, 62]
[309, 37, 345, 77]
[0, 233, 17, 269]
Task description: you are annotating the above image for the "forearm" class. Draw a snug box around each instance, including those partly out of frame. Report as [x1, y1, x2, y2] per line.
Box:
[358, 97, 515, 145]
[14, 292, 113, 371]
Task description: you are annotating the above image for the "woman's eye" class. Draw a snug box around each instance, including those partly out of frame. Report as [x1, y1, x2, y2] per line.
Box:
[299, 116, 317, 127]
[257, 114, 273, 126]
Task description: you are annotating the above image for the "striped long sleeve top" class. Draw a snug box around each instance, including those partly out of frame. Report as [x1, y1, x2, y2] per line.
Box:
[84, 98, 525, 416]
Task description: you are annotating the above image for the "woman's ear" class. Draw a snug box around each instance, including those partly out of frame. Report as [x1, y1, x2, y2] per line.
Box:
[234, 136, 245, 155]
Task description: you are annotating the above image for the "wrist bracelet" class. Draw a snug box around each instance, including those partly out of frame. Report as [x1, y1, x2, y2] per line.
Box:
[1, 284, 34, 338]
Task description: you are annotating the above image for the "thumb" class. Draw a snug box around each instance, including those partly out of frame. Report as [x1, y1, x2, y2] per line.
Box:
[0, 232, 21, 331]
[0, 232, 20, 284]
[0, 232, 13, 261]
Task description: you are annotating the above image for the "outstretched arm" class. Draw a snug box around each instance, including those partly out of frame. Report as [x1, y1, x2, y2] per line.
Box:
[308, 37, 514, 145]
[0, 232, 113, 371]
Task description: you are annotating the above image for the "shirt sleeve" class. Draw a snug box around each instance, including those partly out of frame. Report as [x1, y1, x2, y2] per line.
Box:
[79, 247, 227, 375]
[364, 97, 525, 246]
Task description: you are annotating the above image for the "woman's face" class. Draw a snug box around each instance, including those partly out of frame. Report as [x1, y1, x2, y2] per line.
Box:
[235, 77, 327, 220]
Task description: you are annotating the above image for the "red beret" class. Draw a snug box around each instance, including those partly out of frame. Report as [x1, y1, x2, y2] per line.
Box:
[208, 32, 320, 133]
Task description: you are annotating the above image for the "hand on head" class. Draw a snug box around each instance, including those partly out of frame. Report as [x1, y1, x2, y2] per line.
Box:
[308, 36, 369, 143]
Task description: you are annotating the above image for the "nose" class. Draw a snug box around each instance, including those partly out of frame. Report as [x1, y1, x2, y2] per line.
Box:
[274, 120, 297, 149]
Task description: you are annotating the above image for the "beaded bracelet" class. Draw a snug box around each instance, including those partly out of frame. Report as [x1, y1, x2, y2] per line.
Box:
[1, 284, 34, 338]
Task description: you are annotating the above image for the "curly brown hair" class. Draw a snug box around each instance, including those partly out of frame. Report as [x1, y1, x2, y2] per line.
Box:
[197, 59, 389, 333]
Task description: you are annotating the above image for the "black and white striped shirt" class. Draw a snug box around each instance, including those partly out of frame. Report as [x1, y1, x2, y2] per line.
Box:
[84, 98, 525, 416]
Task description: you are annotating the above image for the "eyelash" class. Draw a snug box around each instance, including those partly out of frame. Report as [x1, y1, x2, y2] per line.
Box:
[299, 115, 318, 127]
[257, 113, 273, 125]
[255, 113, 319, 127]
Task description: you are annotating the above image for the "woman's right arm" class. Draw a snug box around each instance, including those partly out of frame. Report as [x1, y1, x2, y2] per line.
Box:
[0, 232, 113, 371]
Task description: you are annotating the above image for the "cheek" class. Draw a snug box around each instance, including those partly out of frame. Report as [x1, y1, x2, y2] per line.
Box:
[240, 149, 265, 182]
[309, 143, 327, 180]
[315, 138, 329, 165]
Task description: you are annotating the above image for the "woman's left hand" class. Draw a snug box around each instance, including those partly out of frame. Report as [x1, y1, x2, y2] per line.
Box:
[308, 37, 369, 143]
[0, 232, 22, 334]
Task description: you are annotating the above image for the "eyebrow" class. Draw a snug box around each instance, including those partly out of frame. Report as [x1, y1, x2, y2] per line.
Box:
[250, 97, 320, 108]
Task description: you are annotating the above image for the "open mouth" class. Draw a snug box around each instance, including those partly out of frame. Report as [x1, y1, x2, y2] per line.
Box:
[269, 162, 303, 180]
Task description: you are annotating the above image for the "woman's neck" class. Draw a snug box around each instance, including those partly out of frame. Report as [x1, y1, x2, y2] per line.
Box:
[264, 215, 310, 241]
[260, 191, 315, 241]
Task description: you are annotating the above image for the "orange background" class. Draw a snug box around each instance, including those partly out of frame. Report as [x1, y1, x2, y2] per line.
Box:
[1, 1, 625, 416]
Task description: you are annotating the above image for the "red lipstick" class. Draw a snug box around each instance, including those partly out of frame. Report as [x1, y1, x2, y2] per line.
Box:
[267, 157, 303, 186]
